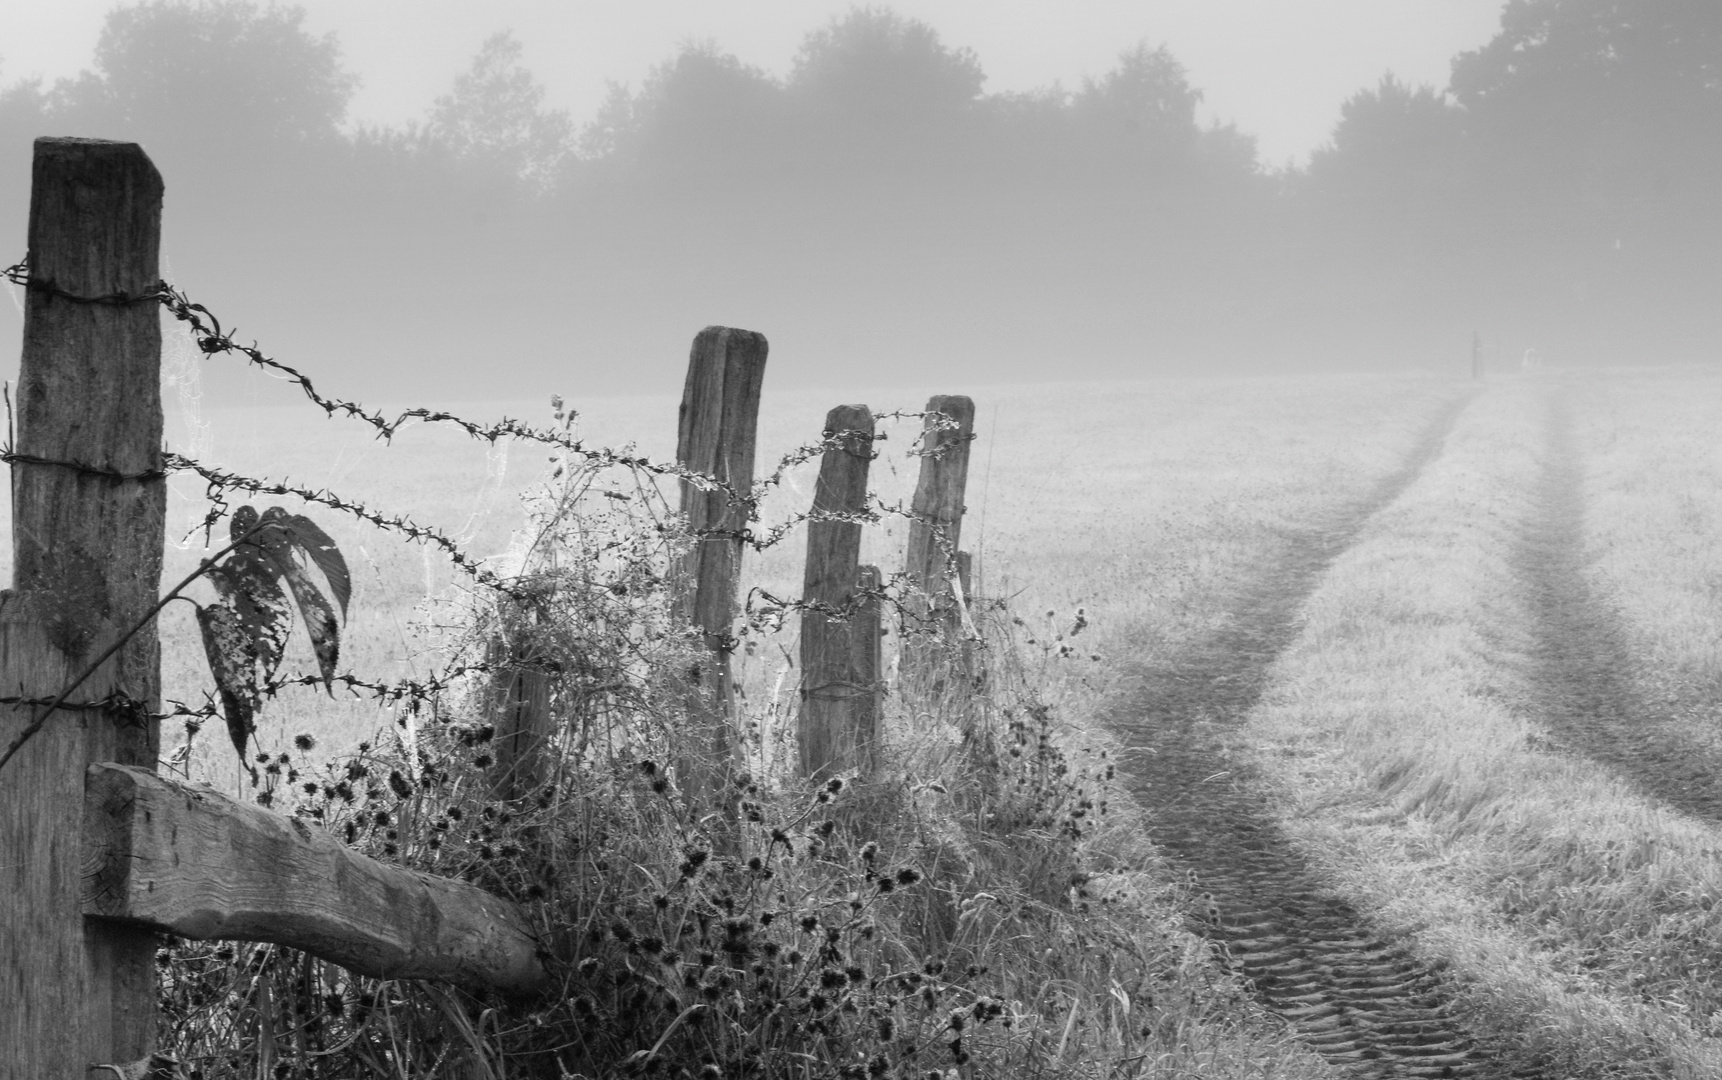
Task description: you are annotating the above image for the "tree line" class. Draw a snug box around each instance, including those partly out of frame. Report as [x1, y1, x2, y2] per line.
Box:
[1, 0, 1715, 399]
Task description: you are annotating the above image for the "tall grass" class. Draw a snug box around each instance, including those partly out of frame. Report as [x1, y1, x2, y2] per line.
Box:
[149, 373, 1418, 1078]
[1566, 367, 1722, 742]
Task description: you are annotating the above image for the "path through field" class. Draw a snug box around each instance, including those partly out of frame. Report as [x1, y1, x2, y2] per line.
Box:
[1514, 394, 1722, 820]
[1108, 390, 1537, 1079]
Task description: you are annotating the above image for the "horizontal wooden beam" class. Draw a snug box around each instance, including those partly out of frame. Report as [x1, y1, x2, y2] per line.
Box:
[82, 763, 549, 996]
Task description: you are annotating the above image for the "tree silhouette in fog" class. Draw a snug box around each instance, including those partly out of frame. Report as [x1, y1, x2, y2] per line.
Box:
[2, 0, 1715, 398]
[789, 6, 984, 162]
[1073, 44, 1200, 154]
[1297, 0, 1722, 362]
[427, 31, 573, 191]
[1306, 75, 1465, 216]
[1451, 0, 1722, 230]
[43, 0, 354, 155]
[596, 42, 784, 178]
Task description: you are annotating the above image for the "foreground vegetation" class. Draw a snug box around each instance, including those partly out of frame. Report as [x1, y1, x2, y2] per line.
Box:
[135, 372, 1449, 1078]
[32, 363, 1718, 1077]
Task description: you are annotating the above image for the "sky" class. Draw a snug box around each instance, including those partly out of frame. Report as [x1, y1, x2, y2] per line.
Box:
[2, 0, 1507, 167]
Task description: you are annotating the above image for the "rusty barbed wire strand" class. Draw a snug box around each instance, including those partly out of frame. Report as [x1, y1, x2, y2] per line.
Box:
[2, 256, 982, 752]
[162, 451, 520, 592]
[5, 256, 972, 521]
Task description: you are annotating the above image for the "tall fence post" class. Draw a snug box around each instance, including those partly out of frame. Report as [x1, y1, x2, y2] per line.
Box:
[1, 138, 167, 1076]
[901, 395, 975, 681]
[1471, 331, 1483, 380]
[672, 326, 767, 815]
[798, 405, 880, 781]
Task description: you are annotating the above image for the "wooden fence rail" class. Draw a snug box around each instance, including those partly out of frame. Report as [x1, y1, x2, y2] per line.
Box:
[84, 763, 547, 993]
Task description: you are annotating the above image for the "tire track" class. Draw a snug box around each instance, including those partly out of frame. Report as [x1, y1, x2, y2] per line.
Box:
[1107, 391, 1535, 1079]
[1512, 392, 1722, 820]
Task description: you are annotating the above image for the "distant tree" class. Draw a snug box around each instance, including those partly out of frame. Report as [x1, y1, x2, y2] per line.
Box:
[427, 31, 574, 192]
[577, 81, 637, 163]
[0, 67, 50, 224]
[1448, 0, 1722, 201]
[1306, 74, 1465, 207]
[1074, 42, 1202, 153]
[585, 41, 784, 178]
[792, 7, 983, 112]
[788, 7, 984, 159]
[0, 67, 48, 128]
[1451, 0, 1721, 112]
[1192, 121, 1262, 183]
[47, 0, 355, 154]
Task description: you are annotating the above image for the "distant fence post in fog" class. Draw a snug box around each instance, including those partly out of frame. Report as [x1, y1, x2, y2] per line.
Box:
[902, 395, 976, 686]
[1472, 331, 1483, 380]
[797, 405, 881, 781]
[671, 326, 768, 817]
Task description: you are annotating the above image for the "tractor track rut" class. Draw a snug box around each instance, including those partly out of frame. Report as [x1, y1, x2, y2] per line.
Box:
[1109, 391, 1538, 1079]
[1513, 393, 1722, 823]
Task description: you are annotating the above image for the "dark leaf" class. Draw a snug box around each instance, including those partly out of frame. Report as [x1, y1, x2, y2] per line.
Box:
[195, 601, 258, 759]
[278, 560, 341, 693]
[229, 504, 261, 546]
[261, 506, 351, 619]
[241, 508, 343, 692]
[206, 557, 291, 679]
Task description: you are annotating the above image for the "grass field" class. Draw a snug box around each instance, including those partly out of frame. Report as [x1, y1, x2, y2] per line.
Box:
[30, 358, 1458, 797]
[10, 346, 1721, 1077]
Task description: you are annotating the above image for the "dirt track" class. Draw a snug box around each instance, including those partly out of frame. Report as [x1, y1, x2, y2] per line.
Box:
[1108, 391, 1542, 1079]
[1512, 394, 1722, 821]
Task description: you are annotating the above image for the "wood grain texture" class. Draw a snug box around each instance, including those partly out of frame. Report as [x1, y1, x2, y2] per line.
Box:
[798, 405, 879, 779]
[83, 763, 550, 996]
[1, 137, 165, 1077]
[485, 601, 553, 803]
[901, 396, 975, 684]
[902, 395, 975, 606]
[671, 327, 767, 808]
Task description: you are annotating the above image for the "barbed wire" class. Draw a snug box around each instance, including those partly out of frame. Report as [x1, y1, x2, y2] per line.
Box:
[6, 259, 964, 501]
[3, 256, 982, 758]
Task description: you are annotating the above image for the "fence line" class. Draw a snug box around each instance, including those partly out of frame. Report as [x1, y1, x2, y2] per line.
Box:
[0, 135, 985, 1077]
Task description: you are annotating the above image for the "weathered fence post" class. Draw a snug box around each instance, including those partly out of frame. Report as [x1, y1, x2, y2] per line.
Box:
[484, 594, 553, 803]
[1, 137, 167, 1076]
[901, 395, 975, 680]
[798, 405, 880, 781]
[1471, 331, 1483, 380]
[672, 327, 767, 814]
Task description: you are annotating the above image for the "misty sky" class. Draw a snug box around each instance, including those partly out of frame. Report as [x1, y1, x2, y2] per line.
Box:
[5, 0, 1504, 166]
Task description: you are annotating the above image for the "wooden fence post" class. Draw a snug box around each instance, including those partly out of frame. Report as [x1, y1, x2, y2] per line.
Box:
[1, 137, 167, 1077]
[484, 595, 553, 803]
[798, 405, 880, 781]
[901, 395, 975, 678]
[672, 326, 767, 813]
[1472, 331, 1483, 380]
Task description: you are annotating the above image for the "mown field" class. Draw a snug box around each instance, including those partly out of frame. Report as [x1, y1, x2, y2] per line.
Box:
[9, 352, 1718, 1078]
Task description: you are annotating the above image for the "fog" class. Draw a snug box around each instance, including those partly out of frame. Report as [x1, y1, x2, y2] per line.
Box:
[1, 3, 1718, 404]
